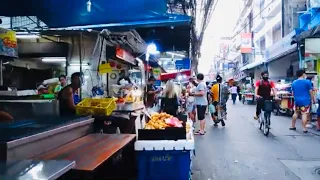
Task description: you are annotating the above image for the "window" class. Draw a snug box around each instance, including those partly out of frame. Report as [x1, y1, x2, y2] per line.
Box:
[272, 23, 281, 44]
[260, 38, 266, 51]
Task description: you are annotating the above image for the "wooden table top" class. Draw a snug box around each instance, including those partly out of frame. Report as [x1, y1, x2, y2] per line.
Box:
[34, 134, 136, 171]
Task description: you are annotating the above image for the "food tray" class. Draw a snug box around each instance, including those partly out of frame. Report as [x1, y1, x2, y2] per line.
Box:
[76, 98, 116, 116]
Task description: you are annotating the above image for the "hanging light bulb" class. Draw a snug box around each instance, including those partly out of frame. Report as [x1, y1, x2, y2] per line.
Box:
[87, 0, 92, 12]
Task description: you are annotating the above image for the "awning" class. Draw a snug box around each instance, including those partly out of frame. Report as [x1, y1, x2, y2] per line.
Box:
[136, 25, 191, 52]
[293, 24, 320, 43]
[160, 70, 191, 81]
[0, 0, 191, 29]
[240, 61, 265, 71]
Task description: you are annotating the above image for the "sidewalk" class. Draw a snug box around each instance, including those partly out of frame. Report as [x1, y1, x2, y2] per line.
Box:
[274, 113, 320, 136]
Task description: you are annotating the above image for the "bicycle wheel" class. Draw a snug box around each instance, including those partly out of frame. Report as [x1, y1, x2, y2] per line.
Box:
[263, 112, 270, 136]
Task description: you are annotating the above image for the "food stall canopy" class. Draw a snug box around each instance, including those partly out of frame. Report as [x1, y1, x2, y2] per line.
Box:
[0, 0, 191, 29]
[136, 25, 191, 52]
[160, 70, 191, 81]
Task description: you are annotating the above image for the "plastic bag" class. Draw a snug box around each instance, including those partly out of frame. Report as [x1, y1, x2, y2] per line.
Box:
[311, 104, 318, 114]
[209, 104, 216, 114]
[147, 104, 160, 115]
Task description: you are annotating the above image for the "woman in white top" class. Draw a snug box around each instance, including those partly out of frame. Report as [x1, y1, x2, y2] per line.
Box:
[187, 78, 197, 122]
[229, 83, 238, 104]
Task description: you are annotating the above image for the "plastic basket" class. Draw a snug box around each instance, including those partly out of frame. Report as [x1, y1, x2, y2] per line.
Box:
[76, 98, 116, 116]
[137, 150, 191, 180]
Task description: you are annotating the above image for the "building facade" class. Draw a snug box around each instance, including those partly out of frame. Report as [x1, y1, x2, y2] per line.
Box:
[228, 0, 306, 82]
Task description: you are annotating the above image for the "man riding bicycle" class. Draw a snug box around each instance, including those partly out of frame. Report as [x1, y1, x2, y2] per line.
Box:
[254, 71, 277, 121]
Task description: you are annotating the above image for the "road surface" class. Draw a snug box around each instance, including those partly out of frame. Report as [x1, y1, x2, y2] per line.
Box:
[192, 101, 320, 180]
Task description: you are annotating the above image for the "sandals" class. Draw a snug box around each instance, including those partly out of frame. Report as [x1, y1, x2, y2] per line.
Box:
[194, 130, 206, 135]
[289, 127, 296, 131]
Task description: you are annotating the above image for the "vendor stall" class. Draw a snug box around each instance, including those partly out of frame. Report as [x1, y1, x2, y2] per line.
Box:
[135, 112, 194, 180]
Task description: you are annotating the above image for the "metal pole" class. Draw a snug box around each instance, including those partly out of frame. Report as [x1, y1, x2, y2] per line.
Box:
[297, 42, 303, 69]
[79, 32, 83, 100]
[0, 57, 3, 86]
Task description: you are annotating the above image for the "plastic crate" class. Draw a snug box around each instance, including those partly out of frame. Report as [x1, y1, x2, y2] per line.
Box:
[76, 98, 116, 116]
[137, 150, 191, 180]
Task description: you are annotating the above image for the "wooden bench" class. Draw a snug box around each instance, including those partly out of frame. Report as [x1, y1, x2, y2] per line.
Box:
[34, 134, 136, 171]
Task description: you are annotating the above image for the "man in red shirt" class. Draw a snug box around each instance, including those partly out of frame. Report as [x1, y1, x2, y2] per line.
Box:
[254, 71, 276, 120]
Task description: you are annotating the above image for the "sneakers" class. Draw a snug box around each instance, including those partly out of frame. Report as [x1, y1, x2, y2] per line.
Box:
[306, 124, 313, 129]
[221, 120, 225, 127]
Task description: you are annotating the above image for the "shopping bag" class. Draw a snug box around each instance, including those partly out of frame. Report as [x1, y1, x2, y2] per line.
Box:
[208, 104, 216, 114]
[311, 104, 318, 114]
[147, 104, 160, 115]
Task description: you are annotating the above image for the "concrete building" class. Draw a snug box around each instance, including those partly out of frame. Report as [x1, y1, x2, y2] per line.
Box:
[228, 0, 306, 81]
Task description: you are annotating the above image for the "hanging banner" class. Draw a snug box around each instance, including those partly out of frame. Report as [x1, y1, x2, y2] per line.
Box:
[0, 28, 18, 58]
[240, 33, 252, 53]
[98, 63, 112, 74]
[152, 68, 161, 80]
[116, 47, 135, 65]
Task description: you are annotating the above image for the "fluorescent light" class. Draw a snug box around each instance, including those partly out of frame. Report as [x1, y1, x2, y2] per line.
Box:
[166, 52, 186, 58]
[69, 63, 90, 66]
[147, 43, 158, 55]
[16, 34, 40, 39]
[42, 57, 66, 62]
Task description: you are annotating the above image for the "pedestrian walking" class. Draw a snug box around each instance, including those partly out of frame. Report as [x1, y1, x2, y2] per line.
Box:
[290, 69, 315, 133]
[229, 83, 238, 104]
[191, 73, 207, 135]
[237, 85, 242, 101]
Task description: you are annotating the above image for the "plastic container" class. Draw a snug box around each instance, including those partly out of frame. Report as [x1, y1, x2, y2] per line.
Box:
[136, 150, 191, 180]
[76, 98, 116, 116]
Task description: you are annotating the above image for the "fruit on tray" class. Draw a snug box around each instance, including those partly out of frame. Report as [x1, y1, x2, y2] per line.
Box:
[165, 117, 183, 128]
[126, 96, 133, 102]
[116, 98, 125, 103]
[144, 113, 183, 129]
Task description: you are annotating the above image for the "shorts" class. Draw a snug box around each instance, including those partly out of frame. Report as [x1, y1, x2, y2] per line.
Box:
[187, 103, 196, 113]
[294, 105, 310, 115]
[196, 105, 207, 120]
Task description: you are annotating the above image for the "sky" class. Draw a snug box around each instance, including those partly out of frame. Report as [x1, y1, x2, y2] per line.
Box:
[198, 0, 241, 74]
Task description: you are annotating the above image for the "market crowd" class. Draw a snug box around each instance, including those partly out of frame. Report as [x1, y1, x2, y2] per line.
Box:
[145, 73, 239, 136]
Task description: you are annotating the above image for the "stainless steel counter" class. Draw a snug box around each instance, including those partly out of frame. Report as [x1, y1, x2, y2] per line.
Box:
[0, 160, 75, 180]
[0, 100, 59, 119]
[0, 116, 94, 162]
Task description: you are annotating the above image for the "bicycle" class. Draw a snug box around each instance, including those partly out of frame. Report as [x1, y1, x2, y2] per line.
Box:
[258, 99, 273, 136]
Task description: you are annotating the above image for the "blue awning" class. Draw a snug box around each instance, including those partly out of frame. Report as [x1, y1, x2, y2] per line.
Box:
[240, 61, 265, 71]
[0, 0, 191, 29]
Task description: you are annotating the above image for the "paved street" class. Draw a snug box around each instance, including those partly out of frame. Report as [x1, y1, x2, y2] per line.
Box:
[192, 100, 320, 180]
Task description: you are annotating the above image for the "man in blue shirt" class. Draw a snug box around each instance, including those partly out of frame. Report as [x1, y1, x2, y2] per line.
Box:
[290, 69, 315, 133]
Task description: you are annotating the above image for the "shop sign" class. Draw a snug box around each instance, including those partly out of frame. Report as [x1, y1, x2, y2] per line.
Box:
[98, 63, 112, 74]
[175, 58, 191, 70]
[265, 30, 297, 62]
[152, 68, 161, 80]
[240, 33, 252, 53]
[116, 47, 135, 65]
[228, 63, 235, 69]
[305, 38, 320, 58]
[233, 71, 247, 81]
[0, 28, 18, 58]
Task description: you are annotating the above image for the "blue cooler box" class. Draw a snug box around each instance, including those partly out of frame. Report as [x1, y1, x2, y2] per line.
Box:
[137, 150, 191, 180]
